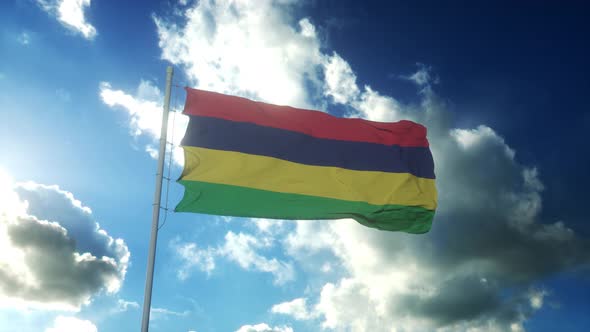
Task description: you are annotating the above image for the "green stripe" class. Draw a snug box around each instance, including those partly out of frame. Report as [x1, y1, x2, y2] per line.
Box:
[176, 180, 434, 233]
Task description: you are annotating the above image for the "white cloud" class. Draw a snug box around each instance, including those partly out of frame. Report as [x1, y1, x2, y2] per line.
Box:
[99, 81, 162, 138]
[0, 170, 129, 311]
[284, 220, 337, 256]
[323, 52, 360, 104]
[45, 316, 97, 332]
[316, 278, 397, 331]
[171, 231, 294, 285]
[529, 289, 547, 310]
[351, 86, 404, 122]
[251, 218, 287, 235]
[116, 299, 140, 312]
[220, 231, 295, 285]
[235, 323, 293, 332]
[171, 239, 216, 280]
[152, 307, 189, 315]
[153, 0, 324, 109]
[37, 0, 97, 39]
[150, 306, 190, 321]
[216, 216, 234, 223]
[271, 297, 316, 320]
[99, 80, 188, 165]
[403, 63, 438, 87]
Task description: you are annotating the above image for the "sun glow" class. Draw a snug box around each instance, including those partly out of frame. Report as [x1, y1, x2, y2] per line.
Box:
[0, 167, 27, 218]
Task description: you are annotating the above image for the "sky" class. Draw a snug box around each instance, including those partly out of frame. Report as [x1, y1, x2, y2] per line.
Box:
[1, 0, 589, 331]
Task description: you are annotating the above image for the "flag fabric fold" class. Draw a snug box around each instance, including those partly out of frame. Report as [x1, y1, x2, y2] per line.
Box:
[176, 88, 437, 233]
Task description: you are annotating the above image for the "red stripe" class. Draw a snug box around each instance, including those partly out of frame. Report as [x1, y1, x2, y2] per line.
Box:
[183, 87, 429, 147]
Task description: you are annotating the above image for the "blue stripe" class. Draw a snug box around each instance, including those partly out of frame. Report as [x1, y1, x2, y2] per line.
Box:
[181, 116, 435, 179]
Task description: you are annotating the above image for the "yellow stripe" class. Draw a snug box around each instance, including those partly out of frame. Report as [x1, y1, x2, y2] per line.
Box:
[181, 146, 437, 210]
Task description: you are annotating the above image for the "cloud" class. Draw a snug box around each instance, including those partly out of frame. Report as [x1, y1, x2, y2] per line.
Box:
[99, 81, 163, 138]
[45, 316, 97, 332]
[99, 80, 188, 165]
[351, 86, 404, 121]
[0, 170, 129, 311]
[220, 231, 295, 285]
[116, 299, 140, 312]
[235, 323, 293, 332]
[172, 231, 294, 285]
[402, 63, 439, 88]
[171, 239, 216, 280]
[271, 298, 316, 320]
[250, 218, 287, 235]
[528, 289, 547, 310]
[153, 0, 324, 108]
[36, 0, 97, 39]
[150, 306, 190, 321]
[323, 52, 360, 104]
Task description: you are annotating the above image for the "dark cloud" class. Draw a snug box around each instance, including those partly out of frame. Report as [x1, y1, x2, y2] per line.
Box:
[0, 182, 129, 310]
[404, 276, 507, 325]
[282, 76, 590, 331]
[420, 104, 590, 282]
[15, 184, 118, 260]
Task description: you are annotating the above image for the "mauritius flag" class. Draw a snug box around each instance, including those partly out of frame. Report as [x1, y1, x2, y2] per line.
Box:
[175, 88, 437, 233]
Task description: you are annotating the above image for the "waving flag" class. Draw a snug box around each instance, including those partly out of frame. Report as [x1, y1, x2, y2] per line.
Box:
[176, 88, 437, 233]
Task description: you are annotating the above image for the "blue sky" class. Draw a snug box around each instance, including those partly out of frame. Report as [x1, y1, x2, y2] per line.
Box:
[1, 1, 589, 331]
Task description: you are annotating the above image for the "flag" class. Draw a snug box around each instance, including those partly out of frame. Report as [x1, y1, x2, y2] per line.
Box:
[175, 88, 437, 233]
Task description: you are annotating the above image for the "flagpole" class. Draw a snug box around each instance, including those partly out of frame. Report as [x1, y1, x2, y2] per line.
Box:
[141, 65, 174, 332]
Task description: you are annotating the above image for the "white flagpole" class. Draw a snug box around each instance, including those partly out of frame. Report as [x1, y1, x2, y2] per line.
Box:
[141, 66, 174, 332]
